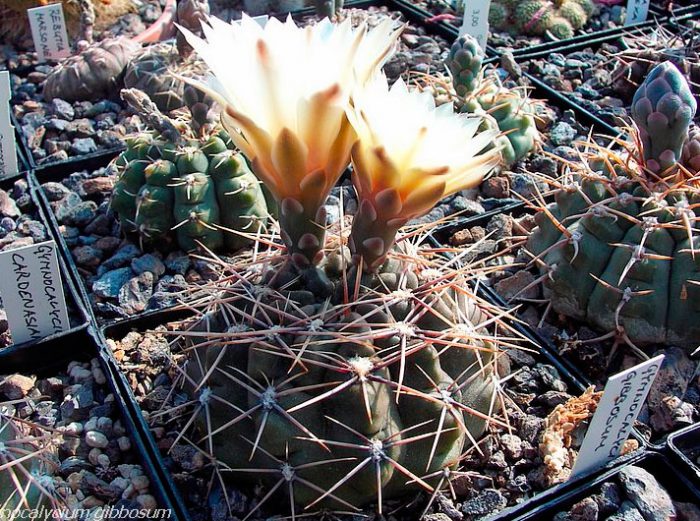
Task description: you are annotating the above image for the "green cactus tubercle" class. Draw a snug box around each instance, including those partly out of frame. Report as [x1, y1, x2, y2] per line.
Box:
[110, 131, 268, 253]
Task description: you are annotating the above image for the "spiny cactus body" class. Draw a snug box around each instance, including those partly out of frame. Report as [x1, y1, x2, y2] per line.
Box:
[526, 63, 700, 350]
[43, 37, 140, 102]
[180, 244, 502, 511]
[0, 409, 59, 516]
[110, 89, 268, 254]
[123, 42, 209, 113]
[445, 35, 539, 168]
[487, 0, 595, 40]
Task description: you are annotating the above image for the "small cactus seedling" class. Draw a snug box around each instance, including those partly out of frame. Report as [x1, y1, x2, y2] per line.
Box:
[110, 89, 268, 254]
[164, 14, 509, 513]
[444, 35, 540, 168]
[526, 62, 700, 351]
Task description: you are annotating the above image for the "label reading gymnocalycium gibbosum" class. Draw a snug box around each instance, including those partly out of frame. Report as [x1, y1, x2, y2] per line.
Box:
[625, 0, 651, 25]
[27, 3, 70, 62]
[0, 72, 19, 180]
[0, 240, 70, 345]
[459, 0, 491, 50]
[571, 354, 664, 478]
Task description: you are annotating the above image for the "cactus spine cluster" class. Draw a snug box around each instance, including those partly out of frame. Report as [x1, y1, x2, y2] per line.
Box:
[526, 62, 700, 349]
[110, 89, 268, 254]
[0, 407, 60, 516]
[486, 0, 595, 40]
[445, 35, 540, 168]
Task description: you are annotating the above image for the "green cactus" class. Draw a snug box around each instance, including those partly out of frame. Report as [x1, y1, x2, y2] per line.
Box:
[445, 35, 485, 99]
[110, 90, 268, 254]
[444, 36, 539, 168]
[0, 410, 59, 517]
[526, 63, 700, 349]
[486, 0, 595, 40]
[179, 245, 501, 511]
[632, 62, 697, 173]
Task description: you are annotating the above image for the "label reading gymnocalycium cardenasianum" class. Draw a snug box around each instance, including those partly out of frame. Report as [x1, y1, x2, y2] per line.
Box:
[459, 0, 491, 50]
[0, 241, 70, 345]
[27, 3, 70, 62]
[571, 355, 664, 478]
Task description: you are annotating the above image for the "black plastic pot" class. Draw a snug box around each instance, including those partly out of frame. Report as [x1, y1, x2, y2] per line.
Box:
[668, 423, 700, 487]
[511, 452, 700, 520]
[95, 281, 649, 521]
[0, 326, 181, 520]
[0, 171, 90, 354]
[429, 205, 695, 451]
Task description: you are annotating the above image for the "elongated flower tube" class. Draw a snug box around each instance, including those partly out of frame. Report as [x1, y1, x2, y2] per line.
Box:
[179, 15, 401, 266]
[347, 75, 501, 271]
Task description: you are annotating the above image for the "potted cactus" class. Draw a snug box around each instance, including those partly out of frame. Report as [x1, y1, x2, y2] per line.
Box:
[133, 13, 517, 513]
[527, 61, 700, 352]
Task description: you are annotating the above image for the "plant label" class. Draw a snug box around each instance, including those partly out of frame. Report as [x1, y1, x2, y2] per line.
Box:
[459, 0, 491, 50]
[0, 72, 19, 180]
[0, 240, 70, 345]
[27, 3, 71, 62]
[571, 354, 664, 478]
[625, 0, 650, 25]
[235, 15, 269, 28]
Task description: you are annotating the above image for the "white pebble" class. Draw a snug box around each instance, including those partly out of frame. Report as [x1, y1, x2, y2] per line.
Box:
[136, 494, 157, 510]
[85, 430, 108, 449]
[117, 436, 131, 452]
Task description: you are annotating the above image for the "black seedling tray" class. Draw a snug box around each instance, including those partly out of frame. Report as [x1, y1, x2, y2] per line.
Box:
[0, 326, 181, 520]
[0, 172, 90, 354]
[511, 452, 700, 520]
[668, 423, 700, 488]
[429, 205, 694, 452]
[96, 280, 649, 521]
[400, 0, 676, 58]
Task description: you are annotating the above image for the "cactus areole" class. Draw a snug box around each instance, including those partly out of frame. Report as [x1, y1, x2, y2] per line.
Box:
[527, 62, 700, 350]
[160, 14, 510, 513]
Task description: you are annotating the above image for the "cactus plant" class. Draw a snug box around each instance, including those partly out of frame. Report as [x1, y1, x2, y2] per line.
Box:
[242, 0, 343, 16]
[0, 407, 60, 516]
[167, 15, 509, 513]
[485, 0, 595, 40]
[445, 35, 540, 168]
[123, 42, 209, 113]
[110, 89, 268, 254]
[525, 62, 700, 350]
[43, 37, 140, 102]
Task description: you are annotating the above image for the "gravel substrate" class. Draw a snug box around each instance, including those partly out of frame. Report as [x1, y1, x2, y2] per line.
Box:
[408, 1, 629, 53]
[524, 23, 699, 130]
[550, 464, 700, 521]
[439, 209, 700, 444]
[0, 177, 85, 347]
[0, 357, 161, 517]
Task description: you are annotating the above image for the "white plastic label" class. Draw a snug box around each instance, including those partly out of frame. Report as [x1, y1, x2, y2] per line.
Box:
[0, 72, 19, 180]
[571, 354, 664, 478]
[27, 3, 70, 62]
[625, 0, 650, 25]
[0, 240, 70, 345]
[459, 0, 491, 49]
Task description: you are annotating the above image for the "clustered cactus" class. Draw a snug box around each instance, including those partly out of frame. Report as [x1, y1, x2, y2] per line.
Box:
[110, 89, 268, 254]
[486, 0, 595, 40]
[444, 35, 540, 168]
[526, 61, 700, 350]
[155, 14, 511, 512]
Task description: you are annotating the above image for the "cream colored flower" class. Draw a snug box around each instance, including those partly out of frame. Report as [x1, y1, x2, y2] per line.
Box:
[347, 74, 501, 270]
[179, 15, 401, 266]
